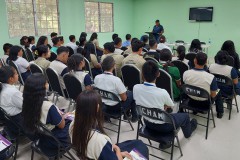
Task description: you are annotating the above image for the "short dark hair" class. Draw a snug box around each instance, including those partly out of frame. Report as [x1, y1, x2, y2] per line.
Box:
[142, 61, 159, 82]
[69, 35, 75, 42]
[114, 37, 122, 46]
[141, 35, 149, 43]
[195, 52, 207, 66]
[149, 39, 157, 47]
[132, 40, 143, 52]
[102, 56, 115, 71]
[131, 38, 138, 46]
[104, 42, 115, 53]
[28, 36, 35, 43]
[57, 46, 69, 55]
[155, 20, 160, 23]
[159, 35, 166, 43]
[59, 36, 64, 41]
[3, 43, 13, 53]
[112, 33, 118, 41]
[52, 37, 60, 45]
[50, 32, 58, 38]
[126, 34, 131, 40]
[36, 45, 49, 57]
[216, 50, 228, 65]
[160, 49, 172, 61]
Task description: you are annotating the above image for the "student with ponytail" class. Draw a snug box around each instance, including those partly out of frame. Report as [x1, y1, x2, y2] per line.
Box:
[67, 54, 93, 90]
[34, 45, 51, 70]
[172, 45, 189, 66]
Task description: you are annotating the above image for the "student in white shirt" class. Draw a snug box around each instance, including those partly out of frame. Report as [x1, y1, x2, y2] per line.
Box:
[69, 90, 149, 160]
[0, 66, 23, 133]
[114, 37, 124, 54]
[8, 45, 31, 82]
[172, 45, 189, 66]
[2, 43, 13, 64]
[157, 35, 172, 53]
[28, 36, 36, 52]
[133, 61, 197, 149]
[94, 56, 138, 122]
[66, 35, 78, 54]
[67, 54, 93, 90]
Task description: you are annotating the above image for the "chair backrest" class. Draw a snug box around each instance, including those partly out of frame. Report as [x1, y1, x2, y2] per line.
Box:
[142, 48, 148, 53]
[175, 40, 184, 43]
[46, 67, 66, 97]
[25, 48, 35, 61]
[212, 74, 233, 87]
[121, 46, 128, 51]
[156, 68, 173, 99]
[9, 61, 25, 85]
[84, 57, 93, 79]
[121, 64, 141, 91]
[22, 50, 29, 61]
[144, 56, 159, 64]
[48, 52, 57, 62]
[0, 58, 5, 67]
[66, 46, 74, 57]
[181, 84, 210, 99]
[30, 63, 44, 74]
[63, 73, 82, 101]
[171, 60, 189, 83]
[94, 87, 120, 103]
[227, 56, 234, 67]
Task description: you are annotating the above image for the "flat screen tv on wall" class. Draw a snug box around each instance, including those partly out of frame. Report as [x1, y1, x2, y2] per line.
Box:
[189, 7, 213, 22]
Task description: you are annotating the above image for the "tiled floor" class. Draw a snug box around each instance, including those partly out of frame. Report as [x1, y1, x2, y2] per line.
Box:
[3, 88, 240, 160]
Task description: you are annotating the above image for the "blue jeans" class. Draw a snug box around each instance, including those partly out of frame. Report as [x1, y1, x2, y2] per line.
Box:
[144, 113, 192, 138]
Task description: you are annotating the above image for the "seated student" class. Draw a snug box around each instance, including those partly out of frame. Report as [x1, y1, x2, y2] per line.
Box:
[8, 46, 31, 82]
[189, 39, 202, 53]
[34, 45, 51, 70]
[141, 35, 150, 51]
[82, 42, 102, 78]
[133, 61, 197, 149]
[69, 90, 149, 160]
[77, 36, 86, 54]
[49, 46, 69, 96]
[143, 38, 160, 61]
[0, 66, 23, 132]
[67, 54, 93, 90]
[2, 43, 13, 64]
[50, 37, 61, 54]
[20, 36, 29, 51]
[183, 52, 224, 118]
[28, 36, 36, 52]
[209, 50, 240, 96]
[122, 34, 132, 48]
[36, 36, 49, 48]
[123, 38, 138, 56]
[112, 33, 118, 42]
[94, 56, 138, 122]
[49, 32, 58, 47]
[59, 36, 64, 46]
[66, 35, 78, 54]
[89, 32, 104, 57]
[22, 73, 71, 148]
[160, 49, 181, 100]
[157, 35, 172, 53]
[122, 39, 146, 71]
[101, 42, 124, 77]
[172, 45, 189, 66]
[114, 37, 124, 54]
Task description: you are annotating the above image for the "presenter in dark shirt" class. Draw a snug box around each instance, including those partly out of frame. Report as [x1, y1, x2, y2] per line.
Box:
[152, 20, 164, 43]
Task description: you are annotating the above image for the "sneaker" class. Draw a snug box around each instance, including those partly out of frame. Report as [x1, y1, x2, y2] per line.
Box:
[159, 142, 172, 150]
[190, 118, 198, 133]
[217, 113, 223, 119]
[123, 110, 132, 120]
[131, 115, 138, 123]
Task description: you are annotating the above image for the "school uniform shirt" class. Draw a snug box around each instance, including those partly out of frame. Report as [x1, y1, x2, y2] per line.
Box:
[66, 42, 78, 54]
[157, 43, 172, 53]
[122, 40, 131, 47]
[89, 54, 99, 69]
[2, 55, 9, 64]
[69, 122, 118, 160]
[14, 56, 29, 73]
[0, 83, 22, 116]
[94, 72, 127, 106]
[133, 82, 174, 124]
[209, 63, 238, 79]
[92, 39, 100, 47]
[41, 100, 62, 130]
[172, 57, 189, 67]
[72, 70, 93, 90]
[114, 48, 124, 55]
[143, 49, 160, 61]
[50, 46, 58, 54]
[123, 47, 132, 56]
[183, 68, 218, 101]
[49, 60, 68, 89]
[122, 53, 146, 71]
[35, 57, 51, 70]
[101, 53, 124, 77]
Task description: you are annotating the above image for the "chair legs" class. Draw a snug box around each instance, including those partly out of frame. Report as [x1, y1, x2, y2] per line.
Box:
[31, 149, 34, 160]
[116, 116, 122, 144]
[13, 139, 19, 160]
[176, 136, 183, 156]
[234, 95, 239, 113]
[211, 108, 216, 127]
[205, 110, 210, 140]
[170, 138, 175, 160]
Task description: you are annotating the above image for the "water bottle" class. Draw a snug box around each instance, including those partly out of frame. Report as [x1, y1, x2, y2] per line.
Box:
[208, 38, 211, 44]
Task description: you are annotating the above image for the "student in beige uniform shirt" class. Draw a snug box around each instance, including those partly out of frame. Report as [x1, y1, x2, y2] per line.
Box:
[122, 39, 146, 71]
[101, 42, 124, 77]
[34, 45, 51, 70]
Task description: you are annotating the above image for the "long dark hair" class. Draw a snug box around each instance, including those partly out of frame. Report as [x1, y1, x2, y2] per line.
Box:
[221, 40, 236, 57]
[9, 45, 22, 61]
[72, 90, 105, 159]
[36, 36, 48, 48]
[189, 39, 202, 52]
[89, 32, 98, 42]
[36, 45, 49, 57]
[82, 42, 96, 62]
[0, 66, 16, 93]
[160, 48, 174, 72]
[176, 45, 186, 61]
[22, 73, 47, 133]
[67, 54, 84, 71]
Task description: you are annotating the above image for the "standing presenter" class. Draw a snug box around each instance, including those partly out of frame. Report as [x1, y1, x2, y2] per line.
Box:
[152, 20, 164, 43]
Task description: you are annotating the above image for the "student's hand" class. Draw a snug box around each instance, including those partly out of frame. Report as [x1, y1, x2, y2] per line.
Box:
[113, 144, 121, 153]
[121, 151, 133, 160]
[63, 112, 71, 119]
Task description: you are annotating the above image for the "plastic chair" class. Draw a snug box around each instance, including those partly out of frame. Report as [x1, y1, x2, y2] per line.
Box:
[83, 58, 93, 80]
[171, 60, 189, 84]
[144, 56, 159, 64]
[30, 63, 44, 74]
[9, 61, 25, 90]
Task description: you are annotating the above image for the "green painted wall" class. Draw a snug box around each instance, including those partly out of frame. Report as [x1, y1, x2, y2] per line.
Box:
[132, 0, 240, 57]
[0, 0, 133, 55]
